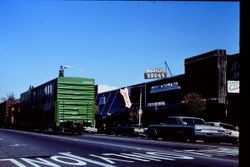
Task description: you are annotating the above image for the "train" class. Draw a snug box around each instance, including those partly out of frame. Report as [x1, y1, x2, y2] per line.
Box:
[0, 76, 96, 134]
[0, 98, 20, 128]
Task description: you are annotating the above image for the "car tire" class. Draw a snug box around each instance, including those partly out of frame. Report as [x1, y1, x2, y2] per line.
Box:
[147, 129, 158, 139]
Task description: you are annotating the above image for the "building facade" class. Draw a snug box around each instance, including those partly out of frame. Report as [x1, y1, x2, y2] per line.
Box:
[226, 53, 240, 126]
[96, 49, 240, 132]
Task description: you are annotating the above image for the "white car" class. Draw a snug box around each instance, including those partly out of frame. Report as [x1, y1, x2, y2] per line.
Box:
[84, 126, 98, 133]
[179, 117, 230, 143]
[206, 122, 239, 144]
[194, 124, 230, 143]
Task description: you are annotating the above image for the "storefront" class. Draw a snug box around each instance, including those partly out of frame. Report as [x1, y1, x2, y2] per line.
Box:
[96, 49, 240, 132]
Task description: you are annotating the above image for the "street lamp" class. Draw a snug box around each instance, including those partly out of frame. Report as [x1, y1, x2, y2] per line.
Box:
[61, 65, 85, 77]
[59, 65, 64, 77]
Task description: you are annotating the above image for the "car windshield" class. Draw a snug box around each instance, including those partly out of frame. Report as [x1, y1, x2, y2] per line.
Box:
[165, 118, 178, 125]
[220, 123, 236, 130]
[207, 122, 237, 131]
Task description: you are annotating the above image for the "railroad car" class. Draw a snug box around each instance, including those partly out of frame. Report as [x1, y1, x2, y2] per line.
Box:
[18, 77, 95, 134]
[0, 98, 20, 128]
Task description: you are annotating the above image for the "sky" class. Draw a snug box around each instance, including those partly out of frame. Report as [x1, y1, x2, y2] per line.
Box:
[0, 1, 239, 99]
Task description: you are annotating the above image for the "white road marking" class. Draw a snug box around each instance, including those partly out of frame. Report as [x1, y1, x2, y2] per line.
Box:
[174, 147, 238, 164]
[0, 129, 238, 166]
[9, 144, 27, 147]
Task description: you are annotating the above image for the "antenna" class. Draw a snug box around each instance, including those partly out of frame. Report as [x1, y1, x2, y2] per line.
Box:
[164, 61, 173, 77]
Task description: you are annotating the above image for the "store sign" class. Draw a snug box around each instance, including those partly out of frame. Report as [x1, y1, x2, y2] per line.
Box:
[147, 101, 166, 107]
[227, 80, 240, 93]
[150, 82, 181, 93]
[120, 87, 132, 108]
[144, 68, 166, 79]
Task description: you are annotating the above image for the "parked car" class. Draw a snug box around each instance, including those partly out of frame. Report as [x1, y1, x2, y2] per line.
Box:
[146, 116, 230, 143]
[112, 123, 147, 137]
[194, 124, 230, 143]
[146, 116, 198, 142]
[206, 122, 239, 144]
[84, 126, 98, 133]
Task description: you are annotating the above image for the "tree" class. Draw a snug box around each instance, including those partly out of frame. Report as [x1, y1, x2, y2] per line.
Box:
[182, 92, 206, 116]
[0, 97, 6, 103]
[7, 92, 15, 99]
[0, 92, 16, 102]
[128, 110, 138, 123]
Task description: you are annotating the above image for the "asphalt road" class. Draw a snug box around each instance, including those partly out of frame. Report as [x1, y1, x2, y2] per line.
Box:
[0, 129, 238, 167]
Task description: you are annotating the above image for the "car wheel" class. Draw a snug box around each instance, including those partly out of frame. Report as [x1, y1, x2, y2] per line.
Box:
[147, 129, 158, 139]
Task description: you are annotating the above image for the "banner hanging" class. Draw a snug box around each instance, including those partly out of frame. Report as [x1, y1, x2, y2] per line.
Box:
[120, 87, 132, 108]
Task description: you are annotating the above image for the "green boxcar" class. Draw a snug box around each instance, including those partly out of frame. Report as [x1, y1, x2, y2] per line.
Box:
[56, 77, 95, 133]
[19, 77, 95, 134]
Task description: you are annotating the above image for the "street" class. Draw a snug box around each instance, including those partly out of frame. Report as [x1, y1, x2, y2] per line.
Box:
[0, 129, 238, 167]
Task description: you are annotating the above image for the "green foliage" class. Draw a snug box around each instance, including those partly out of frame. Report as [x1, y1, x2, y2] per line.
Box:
[0, 92, 16, 102]
[182, 92, 206, 116]
[128, 110, 138, 123]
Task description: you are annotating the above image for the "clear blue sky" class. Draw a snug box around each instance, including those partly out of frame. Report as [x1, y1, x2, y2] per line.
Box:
[0, 1, 239, 99]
